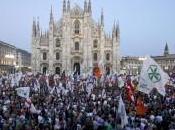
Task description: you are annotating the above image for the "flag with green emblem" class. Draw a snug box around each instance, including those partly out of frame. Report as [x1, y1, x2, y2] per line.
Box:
[139, 56, 169, 96]
[16, 87, 30, 98]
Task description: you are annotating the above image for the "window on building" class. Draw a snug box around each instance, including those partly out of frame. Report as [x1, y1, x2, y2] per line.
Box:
[93, 53, 97, 61]
[56, 38, 61, 47]
[106, 53, 110, 61]
[75, 42, 79, 50]
[43, 52, 47, 60]
[74, 20, 80, 34]
[93, 40, 98, 48]
[56, 52, 60, 60]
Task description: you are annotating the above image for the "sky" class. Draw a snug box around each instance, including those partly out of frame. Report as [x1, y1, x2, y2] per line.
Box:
[0, 0, 175, 56]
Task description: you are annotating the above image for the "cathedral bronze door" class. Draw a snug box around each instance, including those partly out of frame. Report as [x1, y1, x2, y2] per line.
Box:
[43, 67, 47, 74]
[74, 63, 80, 75]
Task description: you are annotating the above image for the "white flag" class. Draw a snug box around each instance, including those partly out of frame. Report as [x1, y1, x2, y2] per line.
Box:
[87, 84, 93, 96]
[98, 57, 104, 75]
[118, 95, 128, 128]
[16, 87, 30, 98]
[25, 99, 39, 114]
[102, 89, 106, 99]
[11, 77, 15, 87]
[30, 103, 39, 114]
[50, 86, 56, 94]
[27, 72, 33, 76]
[139, 56, 169, 96]
[118, 76, 125, 88]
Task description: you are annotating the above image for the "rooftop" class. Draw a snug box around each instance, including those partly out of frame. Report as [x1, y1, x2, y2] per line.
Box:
[0, 40, 16, 49]
[0, 40, 31, 54]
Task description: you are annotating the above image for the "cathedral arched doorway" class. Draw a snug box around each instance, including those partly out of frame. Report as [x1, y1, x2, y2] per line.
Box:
[55, 67, 61, 75]
[106, 66, 110, 75]
[43, 67, 47, 74]
[74, 63, 80, 75]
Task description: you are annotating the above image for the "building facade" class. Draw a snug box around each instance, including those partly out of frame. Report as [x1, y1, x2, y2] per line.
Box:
[31, 0, 120, 75]
[16, 49, 31, 72]
[0, 41, 31, 74]
[152, 43, 175, 75]
[121, 43, 175, 75]
[0, 41, 16, 73]
[121, 56, 144, 75]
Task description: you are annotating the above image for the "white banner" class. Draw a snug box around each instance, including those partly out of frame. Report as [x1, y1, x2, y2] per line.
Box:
[118, 76, 125, 88]
[118, 95, 128, 128]
[139, 56, 169, 96]
[16, 87, 30, 98]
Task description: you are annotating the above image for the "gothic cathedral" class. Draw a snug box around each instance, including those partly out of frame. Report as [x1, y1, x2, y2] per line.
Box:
[31, 0, 120, 75]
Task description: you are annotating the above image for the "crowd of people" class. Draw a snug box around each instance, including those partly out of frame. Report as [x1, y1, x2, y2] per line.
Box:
[0, 71, 175, 130]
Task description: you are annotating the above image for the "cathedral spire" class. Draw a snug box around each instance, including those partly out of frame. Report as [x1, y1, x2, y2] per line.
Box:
[84, 0, 88, 12]
[37, 17, 40, 36]
[47, 30, 49, 38]
[50, 5, 54, 23]
[32, 17, 37, 37]
[116, 21, 120, 39]
[67, 0, 70, 12]
[40, 29, 42, 38]
[164, 42, 169, 56]
[45, 30, 47, 38]
[112, 21, 116, 38]
[88, 0, 92, 14]
[101, 8, 104, 26]
[37, 17, 40, 31]
[63, 0, 66, 13]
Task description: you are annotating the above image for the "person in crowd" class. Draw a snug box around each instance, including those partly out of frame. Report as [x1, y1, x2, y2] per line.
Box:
[0, 71, 174, 130]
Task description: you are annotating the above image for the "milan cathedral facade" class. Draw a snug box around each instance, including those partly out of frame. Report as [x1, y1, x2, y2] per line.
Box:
[31, 0, 120, 75]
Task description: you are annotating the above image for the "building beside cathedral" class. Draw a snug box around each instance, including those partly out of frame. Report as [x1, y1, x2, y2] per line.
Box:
[0, 40, 31, 73]
[121, 43, 175, 75]
[31, 0, 120, 75]
[152, 43, 175, 74]
[0, 41, 16, 73]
